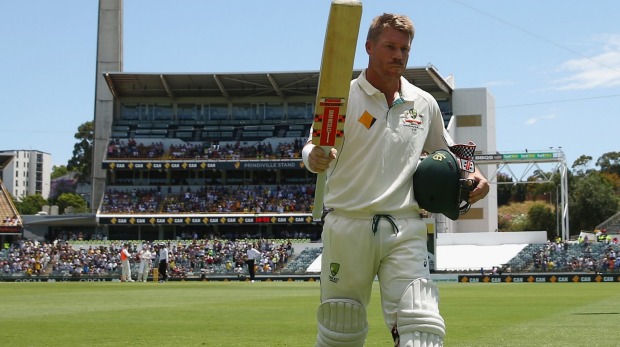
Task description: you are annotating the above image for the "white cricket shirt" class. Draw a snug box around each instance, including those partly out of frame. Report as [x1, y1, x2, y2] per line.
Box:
[322, 69, 454, 216]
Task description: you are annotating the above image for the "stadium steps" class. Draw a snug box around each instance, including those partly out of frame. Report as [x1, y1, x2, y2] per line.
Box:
[279, 247, 322, 275]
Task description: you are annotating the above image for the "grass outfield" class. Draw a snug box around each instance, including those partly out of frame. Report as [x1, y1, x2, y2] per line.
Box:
[0, 281, 619, 346]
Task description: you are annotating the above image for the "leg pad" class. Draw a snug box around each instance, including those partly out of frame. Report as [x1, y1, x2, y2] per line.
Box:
[396, 279, 445, 347]
[316, 299, 368, 347]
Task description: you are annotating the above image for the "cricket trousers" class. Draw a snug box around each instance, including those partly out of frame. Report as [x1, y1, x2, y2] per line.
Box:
[158, 260, 168, 281]
[318, 210, 435, 335]
[139, 261, 150, 281]
[121, 259, 132, 281]
[246, 259, 256, 280]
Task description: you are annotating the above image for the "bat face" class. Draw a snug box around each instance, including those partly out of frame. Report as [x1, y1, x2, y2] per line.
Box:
[311, 0, 362, 220]
[311, 1, 362, 151]
[314, 97, 346, 147]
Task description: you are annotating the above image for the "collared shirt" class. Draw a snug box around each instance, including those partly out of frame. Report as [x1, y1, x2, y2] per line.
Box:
[140, 250, 152, 263]
[246, 247, 260, 260]
[319, 69, 454, 215]
[159, 248, 168, 262]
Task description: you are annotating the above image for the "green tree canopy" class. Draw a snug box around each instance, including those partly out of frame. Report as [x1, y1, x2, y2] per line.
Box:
[67, 121, 93, 183]
[13, 194, 48, 215]
[496, 173, 514, 206]
[527, 203, 557, 241]
[511, 182, 527, 203]
[51, 165, 70, 179]
[572, 155, 593, 175]
[596, 151, 620, 176]
[56, 193, 88, 214]
[569, 172, 619, 235]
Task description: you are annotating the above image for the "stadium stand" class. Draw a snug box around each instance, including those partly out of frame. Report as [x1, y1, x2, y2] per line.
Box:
[6, 235, 620, 280]
[0, 178, 22, 236]
[280, 246, 323, 275]
[0, 238, 323, 279]
[100, 185, 314, 214]
[505, 237, 620, 273]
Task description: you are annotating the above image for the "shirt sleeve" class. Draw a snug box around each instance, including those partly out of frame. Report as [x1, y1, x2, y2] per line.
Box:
[423, 97, 454, 152]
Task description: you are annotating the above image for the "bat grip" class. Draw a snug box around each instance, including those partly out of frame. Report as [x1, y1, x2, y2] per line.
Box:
[312, 171, 326, 220]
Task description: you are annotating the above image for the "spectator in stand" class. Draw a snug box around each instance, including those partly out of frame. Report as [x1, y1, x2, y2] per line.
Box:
[106, 138, 303, 160]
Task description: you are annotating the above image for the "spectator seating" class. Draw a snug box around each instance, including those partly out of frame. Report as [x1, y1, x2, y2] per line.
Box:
[100, 184, 315, 214]
[506, 239, 620, 272]
[0, 238, 320, 279]
[279, 247, 323, 275]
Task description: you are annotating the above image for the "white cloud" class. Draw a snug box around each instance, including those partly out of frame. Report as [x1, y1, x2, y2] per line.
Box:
[525, 113, 556, 126]
[552, 34, 620, 91]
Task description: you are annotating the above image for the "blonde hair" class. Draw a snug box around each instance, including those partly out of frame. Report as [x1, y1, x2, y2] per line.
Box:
[366, 13, 415, 43]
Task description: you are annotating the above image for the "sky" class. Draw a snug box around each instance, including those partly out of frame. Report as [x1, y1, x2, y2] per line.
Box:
[1, 0, 619, 172]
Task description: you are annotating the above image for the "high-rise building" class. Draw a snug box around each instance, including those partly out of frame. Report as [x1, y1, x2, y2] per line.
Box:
[0, 150, 52, 200]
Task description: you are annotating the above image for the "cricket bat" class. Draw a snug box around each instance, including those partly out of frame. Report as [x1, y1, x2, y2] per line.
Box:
[311, 0, 362, 220]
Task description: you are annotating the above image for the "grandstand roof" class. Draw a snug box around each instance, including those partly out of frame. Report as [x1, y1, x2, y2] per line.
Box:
[103, 65, 453, 100]
[22, 214, 98, 227]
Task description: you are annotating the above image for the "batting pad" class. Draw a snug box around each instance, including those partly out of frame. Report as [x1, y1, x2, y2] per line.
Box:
[316, 299, 368, 347]
[398, 332, 443, 347]
[396, 278, 446, 346]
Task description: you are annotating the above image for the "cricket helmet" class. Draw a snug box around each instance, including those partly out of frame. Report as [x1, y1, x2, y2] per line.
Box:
[413, 149, 477, 220]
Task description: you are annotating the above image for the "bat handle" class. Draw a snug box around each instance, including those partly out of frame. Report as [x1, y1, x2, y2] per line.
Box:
[312, 171, 326, 220]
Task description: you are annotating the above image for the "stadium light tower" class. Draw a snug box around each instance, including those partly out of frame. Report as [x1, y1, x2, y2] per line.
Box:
[91, 0, 123, 213]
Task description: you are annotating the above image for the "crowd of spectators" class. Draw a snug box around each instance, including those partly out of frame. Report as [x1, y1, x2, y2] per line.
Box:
[101, 188, 160, 214]
[101, 184, 315, 214]
[529, 236, 620, 272]
[0, 237, 297, 279]
[6, 236, 620, 278]
[107, 138, 304, 161]
[2, 215, 19, 226]
[107, 138, 165, 159]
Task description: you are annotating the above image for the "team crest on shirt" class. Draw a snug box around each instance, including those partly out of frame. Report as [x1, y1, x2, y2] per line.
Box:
[329, 263, 340, 283]
[402, 108, 423, 130]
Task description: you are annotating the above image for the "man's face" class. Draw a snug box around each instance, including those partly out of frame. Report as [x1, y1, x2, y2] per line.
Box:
[366, 27, 411, 79]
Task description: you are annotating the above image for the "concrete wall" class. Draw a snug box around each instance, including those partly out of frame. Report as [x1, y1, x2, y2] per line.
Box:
[438, 231, 547, 246]
[450, 88, 498, 234]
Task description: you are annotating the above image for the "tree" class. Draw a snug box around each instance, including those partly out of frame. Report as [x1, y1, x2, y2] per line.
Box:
[569, 172, 619, 235]
[527, 203, 557, 241]
[13, 194, 48, 215]
[67, 121, 93, 183]
[49, 175, 77, 203]
[525, 169, 555, 200]
[511, 182, 527, 203]
[596, 151, 620, 176]
[571, 155, 593, 176]
[51, 165, 70, 179]
[496, 173, 513, 206]
[56, 193, 88, 214]
[600, 172, 620, 193]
